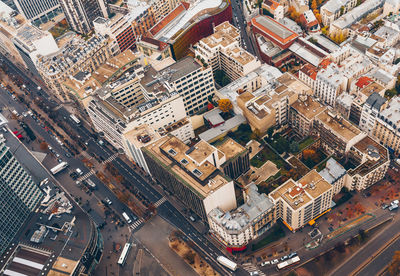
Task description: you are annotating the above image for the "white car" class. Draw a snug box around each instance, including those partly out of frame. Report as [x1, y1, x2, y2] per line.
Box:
[260, 261, 270, 266]
[271, 259, 279, 264]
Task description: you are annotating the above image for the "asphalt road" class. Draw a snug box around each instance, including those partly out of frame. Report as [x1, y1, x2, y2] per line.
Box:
[231, 0, 255, 55]
[0, 55, 244, 275]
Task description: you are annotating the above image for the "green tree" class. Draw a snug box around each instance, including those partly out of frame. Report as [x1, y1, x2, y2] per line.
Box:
[267, 126, 275, 139]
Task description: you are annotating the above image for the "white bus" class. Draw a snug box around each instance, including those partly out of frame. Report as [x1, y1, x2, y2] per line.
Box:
[122, 212, 132, 224]
[277, 256, 300, 270]
[217, 256, 237, 271]
[117, 243, 131, 266]
[69, 114, 81, 125]
[50, 162, 68, 175]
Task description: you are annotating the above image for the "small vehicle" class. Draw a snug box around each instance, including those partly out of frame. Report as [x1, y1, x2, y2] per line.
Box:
[250, 272, 259, 276]
[76, 168, 83, 175]
[280, 255, 289, 261]
[391, 200, 399, 205]
[389, 204, 398, 211]
[57, 158, 63, 163]
[382, 203, 390, 210]
[260, 261, 270, 267]
[122, 212, 132, 224]
[189, 216, 196, 222]
[271, 259, 279, 264]
[288, 252, 297, 258]
[98, 140, 104, 146]
[65, 152, 72, 158]
[56, 153, 60, 158]
[105, 197, 112, 205]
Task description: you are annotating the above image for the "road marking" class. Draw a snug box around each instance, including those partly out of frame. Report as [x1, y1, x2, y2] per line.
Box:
[77, 169, 95, 181]
[154, 197, 166, 207]
[102, 153, 118, 164]
[128, 218, 144, 232]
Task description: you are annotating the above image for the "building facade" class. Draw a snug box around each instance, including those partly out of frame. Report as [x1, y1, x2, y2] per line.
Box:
[59, 0, 108, 34]
[0, 134, 43, 255]
[359, 93, 386, 136]
[14, 0, 62, 24]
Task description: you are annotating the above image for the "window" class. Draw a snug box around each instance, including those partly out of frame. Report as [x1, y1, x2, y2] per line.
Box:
[192, 169, 203, 177]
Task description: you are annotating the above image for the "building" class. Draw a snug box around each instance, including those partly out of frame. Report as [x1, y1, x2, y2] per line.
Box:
[359, 93, 387, 135]
[314, 63, 346, 107]
[0, 134, 43, 255]
[142, 135, 237, 220]
[195, 21, 261, 82]
[319, 157, 346, 195]
[208, 184, 275, 251]
[152, 0, 182, 22]
[86, 67, 188, 150]
[93, 14, 136, 54]
[269, 170, 333, 232]
[320, 0, 357, 26]
[59, 0, 108, 34]
[156, 56, 216, 115]
[136, 36, 174, 62]
[36, 34, 111, 101]
[214, 138, 250, 180]
[289, 95, 327, 138]
[314, 109, 366, 157]
[373, 96, 400, 155]
[146, 0, 232, 60]
[237, 73, 312, 134]
[262, 0, 284, 20]
[251, 15, 298, 65]
[299, 10, 320, 32]
[127, 0, 157, 40]
[345, 136, 389, 191]
[14, 0, 62, 24]
[12, 24, 59, 77]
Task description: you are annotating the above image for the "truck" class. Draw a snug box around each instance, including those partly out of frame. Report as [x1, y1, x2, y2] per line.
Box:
[217, 256, 237, 271]
[391, 200, 399, 205]
[86, 179, 97, 189]
[122, 212, 132, 224]
[50, 162, 68, 175]
[70, 114, 81, 125]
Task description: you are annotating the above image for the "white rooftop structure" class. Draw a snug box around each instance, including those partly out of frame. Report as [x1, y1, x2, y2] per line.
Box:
[319, 158, 346, 184]
[310, 34, 340, 53]
[321, 0, 352, 13]
[126, 0, 151, 21]
[155, 0, 223, 41]
[379, 96, 400, 128]
[289, 38, 328, 67]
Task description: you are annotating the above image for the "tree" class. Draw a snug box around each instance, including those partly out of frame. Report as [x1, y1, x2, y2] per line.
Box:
[315, 11, 322, 24]
[289, 141, 299, 153]
[334, 241, 346, 253]
[389, 251, 400, 276]
[218, 99, 233, 113]
[40, 141, 48, 151]
[311, 0, 317, 10]
[267, 126, 275, 139]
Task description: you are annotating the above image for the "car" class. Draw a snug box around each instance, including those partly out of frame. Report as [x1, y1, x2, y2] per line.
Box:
[280, 255, 288, 261]
[260, 261, 270, 267]
[2, 127, 7, 132]
[288, 252, 297, 258]
[271, 259, 279, 264]
[382, 203, 390, 210]
[189, 216, 196, 222]
[105, 197, 112, 205]
[56, 153, 60, 158]
[389, 204, 398, 211]
[391, 200, 399, 205]
[65, 152, 72, 158]
[76, 168, 83, 175]
[57, 158, 63, 163]
[250, 272, 259, 276]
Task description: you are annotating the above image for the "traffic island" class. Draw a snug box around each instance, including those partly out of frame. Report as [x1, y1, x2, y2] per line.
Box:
[169, 231, 220, 276]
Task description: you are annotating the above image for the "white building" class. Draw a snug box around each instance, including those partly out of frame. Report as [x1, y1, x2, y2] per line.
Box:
[208, 184, 275, 249]
[359, 92, 386, 135]
[314, 63, 346, 107]
[320, 0, 357, 26]
[195, 21, 261, 82]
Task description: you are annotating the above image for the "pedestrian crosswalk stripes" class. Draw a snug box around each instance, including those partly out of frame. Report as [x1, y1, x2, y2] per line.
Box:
[129, 218, 144, 232]
[102, 153, 118, 164]
[154, 197, 167, 207]
[77, 169, 95, 181]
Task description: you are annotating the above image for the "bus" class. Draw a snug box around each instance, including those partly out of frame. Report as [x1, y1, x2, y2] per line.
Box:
[277, 256, 300, 270]
[50, 162, 68, 175]
[117, 243, 131, 266]
[217, 256, 237, 271]
[69, 114, 81, 125]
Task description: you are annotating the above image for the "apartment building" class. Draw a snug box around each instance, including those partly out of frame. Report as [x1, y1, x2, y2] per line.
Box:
[36, 34, 111, 101]
[127, 0, 157, 40]
[195, 21, 261, 82]
[159, 56, 216, 115]
[14, 0, 62, 24]
[319, 158, 346, 195]
[151, 0, 181, 22]
[314, 109, 366, 157]
[86, 68, 188, 150]
[59, 0, 108, 34]
[373, 96, 400, 155]
[237, 73, 312, 134]
[289, 95, 327, 138]
[320, 0, 357, 26]
[214, 138, 250, 180]
[344, 136, 389, 191]
[359, 93, 387, 136]
[314, 63, 346, 107]
[0, 135, 43, 255]
[142, 135, 237, 221]
[208, 184, 275, 251]
[269, 170, 333, 232]
[262, 0, 284, 20]
[93, 14, 136, 54]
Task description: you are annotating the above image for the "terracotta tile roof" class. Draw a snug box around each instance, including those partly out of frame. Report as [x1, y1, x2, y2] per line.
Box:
[300, 64, 318, 80]
[319, 58, 332, 69]
[355, 76, 373, 89]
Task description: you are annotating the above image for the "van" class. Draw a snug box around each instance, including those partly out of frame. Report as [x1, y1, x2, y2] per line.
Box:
[122, 212, 132, 224]
[76, 168, 83, 175]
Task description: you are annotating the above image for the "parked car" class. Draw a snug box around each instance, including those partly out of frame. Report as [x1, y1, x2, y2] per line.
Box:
[280, 255, 289, 261]
[260, 261, 270, 267]
[288, 252, 297, 258]
[104, 197, 112, 205]
[271, 259, 279, 264]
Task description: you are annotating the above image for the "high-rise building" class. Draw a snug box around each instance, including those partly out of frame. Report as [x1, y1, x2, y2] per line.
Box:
[59, 0, 108, 34]
[0, 134, 43, 255]
[13, 0, 62, 24]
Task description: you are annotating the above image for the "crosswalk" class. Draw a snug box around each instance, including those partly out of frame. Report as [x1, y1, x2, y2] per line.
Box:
[81, 151, 93, 160]
[154, 197, 167, 207]
[102, 153, 118, 164]
[242, 263, 266, 276]
[129, 218, 144, 232]
[78, 169, 95, 181]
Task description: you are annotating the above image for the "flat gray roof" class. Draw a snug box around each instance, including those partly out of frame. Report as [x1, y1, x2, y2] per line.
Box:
[160, 56, 201, 82]
[255, 16, 294, 40]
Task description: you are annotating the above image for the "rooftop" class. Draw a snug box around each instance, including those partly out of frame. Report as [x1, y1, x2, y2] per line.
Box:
[379, 96, 400, 127]
[215, 137, 247, 161]
[291, 95, 326, 120]
[251, 15, 298, 44]
[208, 184, 274, 232]
[123, 124, 161, 148]
[319, 158, 346, 184]
[159, 56, 202, 82]
[143, 136, 229, 198]
[365, 92, 386, 110]
[316, 110, 361, 141]
[270, 170, 332, 210]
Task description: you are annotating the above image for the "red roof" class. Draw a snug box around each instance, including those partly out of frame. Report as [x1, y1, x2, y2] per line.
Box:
[355, 76, 373, 89]
[263, 0, 280, 11]
[148, 2, 189, 37]
[251, 15, 298, 45]
[319, 58, 332, 69]
[300, 64, 318, 80]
